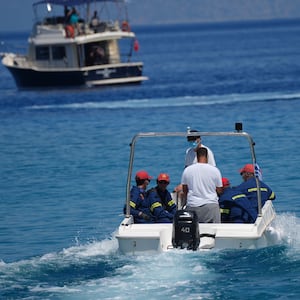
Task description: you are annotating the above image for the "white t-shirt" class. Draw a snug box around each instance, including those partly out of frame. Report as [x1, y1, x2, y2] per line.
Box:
[181, 163, 222, 207]
[185, 144, 216, 167]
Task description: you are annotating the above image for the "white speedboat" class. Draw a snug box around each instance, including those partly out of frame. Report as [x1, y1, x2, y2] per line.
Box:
[116, 123, 281, 254]
[2, 0, 148, 88]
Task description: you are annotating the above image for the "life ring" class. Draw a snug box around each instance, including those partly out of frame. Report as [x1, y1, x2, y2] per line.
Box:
[65, 25, 75, 38]
[121, 21, 130, 32]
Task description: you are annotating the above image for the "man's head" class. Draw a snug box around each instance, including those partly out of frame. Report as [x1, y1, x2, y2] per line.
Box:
[239, 164, 254, 182]
[135, 170, 152, 186]
[196, 147, 208, 162]
[157, 173, 170, 190]
[187, 129, 201, 147]
[222, 177, 230, 189]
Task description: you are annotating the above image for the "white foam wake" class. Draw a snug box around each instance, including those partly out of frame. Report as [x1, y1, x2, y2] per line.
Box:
[27, 90, 300, 110]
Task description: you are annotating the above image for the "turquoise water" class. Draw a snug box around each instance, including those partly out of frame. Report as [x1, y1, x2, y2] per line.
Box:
[0, 21, 300, 299]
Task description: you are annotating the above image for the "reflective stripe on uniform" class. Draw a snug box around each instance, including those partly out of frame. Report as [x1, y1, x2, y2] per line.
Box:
[130, 201, 136, 209]
[220, 208, 230, 215]
[248, 187, 268, 193]
[232, 194, 246, 201]
[150, 201, 162, 212]
[167, 199, 175, 206]
[269, 191, 275, 200]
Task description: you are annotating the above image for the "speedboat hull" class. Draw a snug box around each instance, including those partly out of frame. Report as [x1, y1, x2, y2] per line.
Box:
[118, 127, 281, 255]
[116, 201, 281, 254]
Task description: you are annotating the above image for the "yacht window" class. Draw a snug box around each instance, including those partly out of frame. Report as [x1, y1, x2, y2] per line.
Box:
[36, 46, 50, 60]
[52, 46, 66, 60]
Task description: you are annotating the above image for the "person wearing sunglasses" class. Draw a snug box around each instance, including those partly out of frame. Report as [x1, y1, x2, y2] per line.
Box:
[147, 173, 177, 223]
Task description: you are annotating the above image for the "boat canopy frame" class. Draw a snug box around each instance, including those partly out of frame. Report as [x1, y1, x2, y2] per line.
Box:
[33, 0, 123, 6]
[124, 123, 263, 219]
[32, 0, 129, 27]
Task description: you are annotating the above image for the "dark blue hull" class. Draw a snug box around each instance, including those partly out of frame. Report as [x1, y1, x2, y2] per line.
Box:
[6, 64, 146, 88]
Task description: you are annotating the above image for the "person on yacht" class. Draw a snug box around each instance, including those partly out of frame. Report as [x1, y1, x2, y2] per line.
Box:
[90, 10, 100, 31]
[68, 7, 81, 35]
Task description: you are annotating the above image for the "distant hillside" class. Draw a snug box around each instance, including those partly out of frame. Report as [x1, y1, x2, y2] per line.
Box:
[128, 0, 300, 25]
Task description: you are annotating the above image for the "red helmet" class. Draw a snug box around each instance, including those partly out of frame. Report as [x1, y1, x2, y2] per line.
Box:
[135, 170, 152, 180]
[239, 164, 254, 175]
[157, 173, 170, 182]
[222, 177, 230, 187]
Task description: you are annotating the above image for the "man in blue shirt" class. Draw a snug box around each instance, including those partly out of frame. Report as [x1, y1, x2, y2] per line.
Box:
[236, 164, 276, 213]
[128, 170, 153, 223]
[219, 178, 257, 223]
[147, 173, 177, 223]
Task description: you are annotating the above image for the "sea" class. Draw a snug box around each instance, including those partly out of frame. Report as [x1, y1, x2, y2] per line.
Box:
[0, 19, 300, 299]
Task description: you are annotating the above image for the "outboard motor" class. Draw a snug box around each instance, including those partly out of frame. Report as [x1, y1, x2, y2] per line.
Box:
[172, 210, 200, 251]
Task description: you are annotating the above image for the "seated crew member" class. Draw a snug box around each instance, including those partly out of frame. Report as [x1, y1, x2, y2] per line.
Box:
[93, 46, 106, 64]
[219, 178, 257, 223]
[126, 170, 153, 223]
[147, 173, 176, 223]
[236, 164, 276, 213]
[86, 46, 106, 66]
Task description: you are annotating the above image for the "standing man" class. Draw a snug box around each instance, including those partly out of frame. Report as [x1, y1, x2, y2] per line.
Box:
[185, 129, 216, 168]
[174, 129, 216, 193]
[181, 147, 223, 223]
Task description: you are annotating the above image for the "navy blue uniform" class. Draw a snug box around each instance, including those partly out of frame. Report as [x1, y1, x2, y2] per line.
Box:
[236, 177, 276, 213]
[219, 187, 257, 223]
[147, 187, 176, 223]
[129, 186, 153, 223]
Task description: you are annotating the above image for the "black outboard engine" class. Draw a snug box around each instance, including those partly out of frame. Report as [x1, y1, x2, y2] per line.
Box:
[172, 210, 200, 251]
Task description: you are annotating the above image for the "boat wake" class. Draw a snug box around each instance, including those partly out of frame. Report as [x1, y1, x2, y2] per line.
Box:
[273, 212, 300, 254]
[0, 214, 299, 299]
[0, 237, 120, 298]
[27, 90, 300, 111]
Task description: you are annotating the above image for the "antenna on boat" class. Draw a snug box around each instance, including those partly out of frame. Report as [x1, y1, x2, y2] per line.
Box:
[235, 121, 263, 216]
